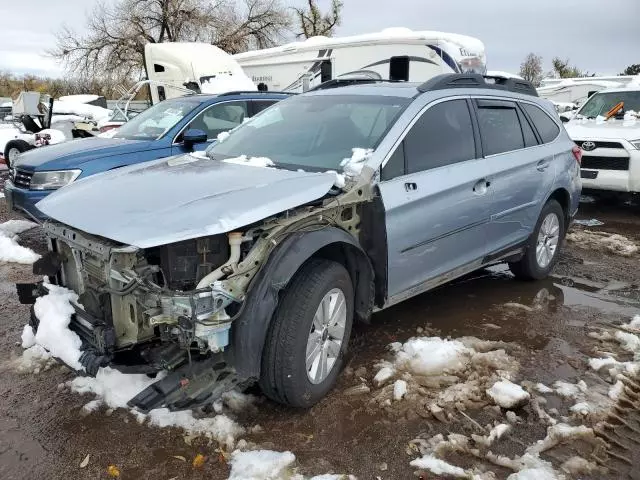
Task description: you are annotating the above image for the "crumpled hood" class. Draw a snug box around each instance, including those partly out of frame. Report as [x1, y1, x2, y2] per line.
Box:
[565, 119, 640, 140]
[15, 137, 156, 170]
[36, 155, 337, 248]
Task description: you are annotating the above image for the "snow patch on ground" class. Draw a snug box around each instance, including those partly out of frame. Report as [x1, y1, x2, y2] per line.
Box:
[228, 450, 296, 480]
[566, 230, 638, 256]
[0, 220, 40, 264]
[410, 454, 467, 477]
[228, 449, 354, 480]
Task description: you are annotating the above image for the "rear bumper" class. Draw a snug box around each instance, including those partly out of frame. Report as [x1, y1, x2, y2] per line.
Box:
[3, 180, 51, 222]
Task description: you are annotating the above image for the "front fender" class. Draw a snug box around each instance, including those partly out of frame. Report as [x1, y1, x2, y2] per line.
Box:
[228, 226, 374, 379]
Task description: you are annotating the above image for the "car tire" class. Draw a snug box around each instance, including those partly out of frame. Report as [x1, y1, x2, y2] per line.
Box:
[259, 258, 354, 407]
[3, 139, 33, 168]
[509, 199, 565, 281]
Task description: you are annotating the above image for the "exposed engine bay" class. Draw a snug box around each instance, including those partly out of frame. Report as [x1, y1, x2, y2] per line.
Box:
[20, 186, 376, 412]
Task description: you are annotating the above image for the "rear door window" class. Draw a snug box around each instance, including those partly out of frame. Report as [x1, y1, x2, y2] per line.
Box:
[517, 108, 539, 147]
[404, 99, 476, 174]
[521, 103, 561, 143]
[475, 100, 524, 156]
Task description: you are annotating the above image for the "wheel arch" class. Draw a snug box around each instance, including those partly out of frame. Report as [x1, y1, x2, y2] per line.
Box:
[228, 226, 374, 379]
[545, 187, 571, 232]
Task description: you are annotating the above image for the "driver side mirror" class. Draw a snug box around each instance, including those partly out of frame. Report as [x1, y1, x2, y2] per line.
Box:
[183, 129, 208, 148]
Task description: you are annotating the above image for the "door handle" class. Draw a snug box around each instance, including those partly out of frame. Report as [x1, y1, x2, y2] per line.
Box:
[537, 160, 550, 171]
[473, 179, 491, 194]
[404, 182, 417, 192]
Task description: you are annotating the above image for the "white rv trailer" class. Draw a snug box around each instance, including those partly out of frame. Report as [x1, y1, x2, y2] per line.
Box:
[144, 28, 486, 100]
[233, 28, 486, 92]
[537, 75, 640, 106]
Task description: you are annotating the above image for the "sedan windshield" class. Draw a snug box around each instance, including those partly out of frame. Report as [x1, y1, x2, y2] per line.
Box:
[114, 98, 198, 140]
[577, 91, 640, 119]
[207, 94, 410, 170]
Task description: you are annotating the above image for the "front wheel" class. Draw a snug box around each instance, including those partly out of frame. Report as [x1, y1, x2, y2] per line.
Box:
[509, 199, 565, 280]
[259, 259, 354, 407]
[4, 139, 33, 168]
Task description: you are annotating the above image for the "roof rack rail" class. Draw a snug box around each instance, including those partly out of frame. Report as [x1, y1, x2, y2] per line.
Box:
[308, 78, 395, 92]
[217, 90, 295, 97]
[417, 74, 538, 97]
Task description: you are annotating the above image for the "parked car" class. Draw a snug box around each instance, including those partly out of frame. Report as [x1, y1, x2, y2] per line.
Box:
[19, 74, 580, 412]
[564, 87, 640, 198]
[4, 91, 289, 221]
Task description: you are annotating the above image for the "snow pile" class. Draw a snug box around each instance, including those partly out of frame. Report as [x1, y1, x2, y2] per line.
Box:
[29, 284, 84, 370]
[566, 230, 638, 256]
[0, 220, 40, 264]
[35, 128, 67, 145]
[486, 380, 530, 408]
[331, 148, 374, 189]
[70, 367, 159, 409]
[370, 335, 520, 414]
[392, 337, 472, 376]
[223, 155, 274, 168]
[201, 73, 256, 94]
[341, 147, 372, 178]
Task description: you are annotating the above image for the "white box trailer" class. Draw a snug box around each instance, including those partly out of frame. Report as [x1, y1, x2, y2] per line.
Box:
[144, 28, 487, 101]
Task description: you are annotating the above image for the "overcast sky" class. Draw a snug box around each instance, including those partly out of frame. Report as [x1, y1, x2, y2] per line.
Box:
[1, 0, 638, 77]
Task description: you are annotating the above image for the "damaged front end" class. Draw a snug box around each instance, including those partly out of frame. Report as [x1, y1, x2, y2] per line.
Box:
[20, 222, 259, 412]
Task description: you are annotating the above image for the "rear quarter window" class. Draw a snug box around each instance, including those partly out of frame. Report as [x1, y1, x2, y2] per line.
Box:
[522, 103, 561, 144]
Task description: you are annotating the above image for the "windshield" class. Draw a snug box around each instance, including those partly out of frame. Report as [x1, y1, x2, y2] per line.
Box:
[577, 91, 640, 119]
[114, 98, 198, 140]
[207, 94, 410, 170]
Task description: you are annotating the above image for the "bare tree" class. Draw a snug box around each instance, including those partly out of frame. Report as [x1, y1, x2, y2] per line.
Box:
[519, 53, 543, 87]
[51, 0, 291, 79]
[293, 0, 343, 38]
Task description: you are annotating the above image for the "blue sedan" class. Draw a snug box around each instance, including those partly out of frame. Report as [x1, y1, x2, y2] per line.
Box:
[4, 91, 289, 221]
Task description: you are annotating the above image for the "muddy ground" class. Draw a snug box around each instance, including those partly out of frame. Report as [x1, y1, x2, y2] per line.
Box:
[1, 172, 639, 479]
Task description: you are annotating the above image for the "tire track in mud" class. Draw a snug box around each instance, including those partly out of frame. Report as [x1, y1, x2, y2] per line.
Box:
[592, 374, 640, 478]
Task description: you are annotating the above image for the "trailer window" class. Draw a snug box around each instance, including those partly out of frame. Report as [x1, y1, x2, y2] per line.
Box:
[207, 94, 410, 170]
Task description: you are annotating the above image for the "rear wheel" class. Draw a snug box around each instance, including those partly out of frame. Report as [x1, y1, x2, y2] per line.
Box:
[4, 139, 33, 168]
[509, 199, 564, 280]
[259, 259, 353, 407]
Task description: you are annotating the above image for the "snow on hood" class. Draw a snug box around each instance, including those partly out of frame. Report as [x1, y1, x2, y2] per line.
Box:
[52, 100, 111, 122]
[565, 117, 640, 140]
[36, 155, 337, 248]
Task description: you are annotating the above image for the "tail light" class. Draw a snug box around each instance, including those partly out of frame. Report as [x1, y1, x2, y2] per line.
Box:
[572, 146, 582, 165]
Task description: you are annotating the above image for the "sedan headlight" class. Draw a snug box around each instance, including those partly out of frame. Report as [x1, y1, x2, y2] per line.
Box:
[630, 139, 640, 150]
[30, 170, 82, 190]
